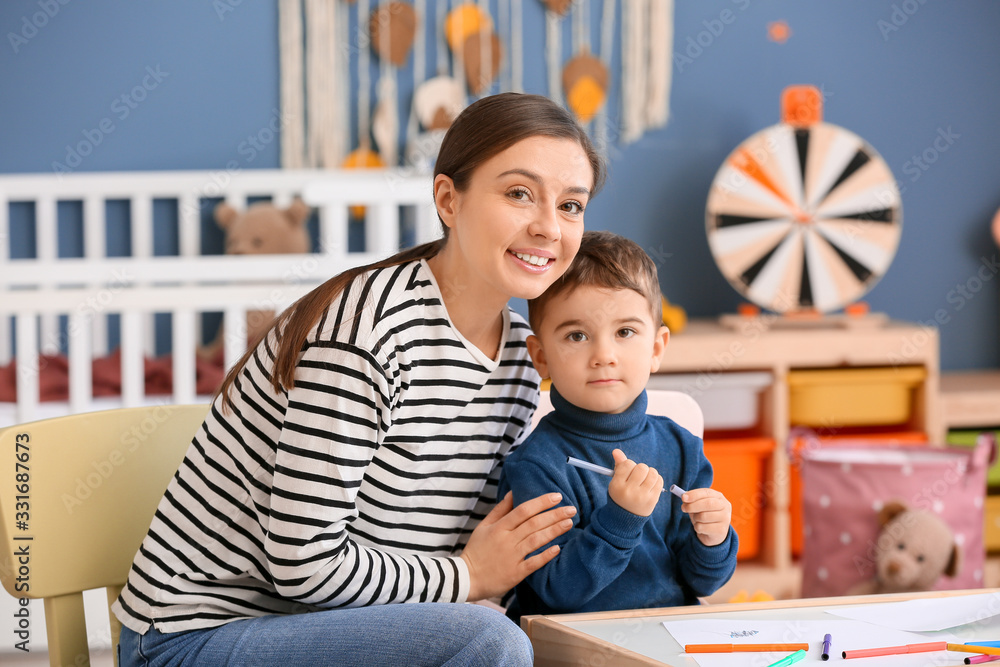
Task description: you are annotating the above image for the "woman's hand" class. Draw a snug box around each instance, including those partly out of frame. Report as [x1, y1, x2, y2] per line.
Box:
[608, 448, 663, 517]
[461, 491, 576, 601]
[680, 488, 733, 547]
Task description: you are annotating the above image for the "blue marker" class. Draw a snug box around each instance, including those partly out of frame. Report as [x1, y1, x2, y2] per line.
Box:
[821, 634, 832, 661]
[965, 642, 1000, 648]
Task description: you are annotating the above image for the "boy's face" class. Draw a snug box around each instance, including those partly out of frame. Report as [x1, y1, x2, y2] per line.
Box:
[527, 285, 670, 414]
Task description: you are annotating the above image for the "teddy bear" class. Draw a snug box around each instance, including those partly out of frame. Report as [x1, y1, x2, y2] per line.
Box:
[847, 499, 961, 595]
[215, 198, 311, 256]
[199, 199, 312, 358]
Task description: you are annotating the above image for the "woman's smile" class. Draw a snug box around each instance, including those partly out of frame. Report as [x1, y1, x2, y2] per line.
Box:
[508, 249, 556, 272]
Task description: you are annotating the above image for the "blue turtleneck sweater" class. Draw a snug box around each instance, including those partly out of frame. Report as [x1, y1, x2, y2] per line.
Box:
[498, 387, 738, 617]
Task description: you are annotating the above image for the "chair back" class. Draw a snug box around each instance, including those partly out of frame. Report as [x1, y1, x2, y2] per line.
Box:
[531, 389, 704, 438]
[0, 404, 209, 667]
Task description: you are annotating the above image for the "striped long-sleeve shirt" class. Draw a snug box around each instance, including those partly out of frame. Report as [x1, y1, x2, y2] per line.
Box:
[113, 260, 541, 634]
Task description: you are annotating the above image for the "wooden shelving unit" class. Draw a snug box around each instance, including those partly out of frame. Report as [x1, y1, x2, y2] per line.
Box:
[940, 370, 1000, 559]
[656, 317, 941, 574]
[940, 370, 1000, 429]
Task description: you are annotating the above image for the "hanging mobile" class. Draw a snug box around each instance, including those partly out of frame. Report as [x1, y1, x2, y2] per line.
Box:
[445, 2, 501, 94]
[342, 0, 385, 218]
[370, 0, 417, 166]
[562, 0, 607, 124]
[542, 0, 571, 105]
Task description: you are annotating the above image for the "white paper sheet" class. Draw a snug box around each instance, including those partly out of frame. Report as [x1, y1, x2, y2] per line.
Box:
[828, 593, 1000, 632]
[662, 618, 958, 667]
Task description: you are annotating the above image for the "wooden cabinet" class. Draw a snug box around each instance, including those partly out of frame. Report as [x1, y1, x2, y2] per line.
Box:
[654, 318, 941, 571]
[941, 370, 1000, 555]
[940, 370, 1000, 430]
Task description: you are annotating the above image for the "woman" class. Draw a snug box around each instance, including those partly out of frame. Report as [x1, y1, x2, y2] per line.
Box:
[113, 92, 606, 666]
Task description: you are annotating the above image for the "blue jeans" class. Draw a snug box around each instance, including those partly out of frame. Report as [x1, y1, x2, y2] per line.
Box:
[117, 603, 533, 666]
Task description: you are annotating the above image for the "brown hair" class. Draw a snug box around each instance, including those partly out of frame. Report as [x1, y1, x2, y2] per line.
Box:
[217, 92, 606, 410]
[527, 230, 662, 333]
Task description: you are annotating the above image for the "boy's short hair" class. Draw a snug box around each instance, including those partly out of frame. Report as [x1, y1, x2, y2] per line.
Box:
[528, 230, 663, 332]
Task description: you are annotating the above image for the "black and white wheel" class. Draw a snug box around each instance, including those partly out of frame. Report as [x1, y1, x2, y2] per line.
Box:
[706, 121, 902, 313]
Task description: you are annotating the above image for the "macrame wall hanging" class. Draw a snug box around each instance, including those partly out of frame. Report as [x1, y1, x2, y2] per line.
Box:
[278, 0, 673, 170]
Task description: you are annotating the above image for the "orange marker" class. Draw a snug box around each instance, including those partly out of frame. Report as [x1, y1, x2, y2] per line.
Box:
[685, 643, 810, 653]
[949, 644, 1000, 657]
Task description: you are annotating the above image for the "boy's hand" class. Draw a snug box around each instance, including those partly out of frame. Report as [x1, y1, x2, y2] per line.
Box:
[680, 488, 733, 547]
[608, 448, 663, 517]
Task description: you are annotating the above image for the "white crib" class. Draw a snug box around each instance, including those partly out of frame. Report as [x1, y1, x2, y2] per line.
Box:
[0, 168, 438, 428]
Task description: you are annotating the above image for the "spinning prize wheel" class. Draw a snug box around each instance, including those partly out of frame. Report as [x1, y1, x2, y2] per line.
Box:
[706, 86, 902, 314]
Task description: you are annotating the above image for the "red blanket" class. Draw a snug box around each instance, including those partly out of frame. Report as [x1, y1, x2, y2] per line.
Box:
[0, 348, 226, 402]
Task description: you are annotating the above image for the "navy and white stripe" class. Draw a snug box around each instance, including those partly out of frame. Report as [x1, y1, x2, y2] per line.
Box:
[113, 260, 540, 633]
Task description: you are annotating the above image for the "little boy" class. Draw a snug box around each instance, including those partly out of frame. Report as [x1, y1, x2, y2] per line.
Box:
[498, 230, 738, 618]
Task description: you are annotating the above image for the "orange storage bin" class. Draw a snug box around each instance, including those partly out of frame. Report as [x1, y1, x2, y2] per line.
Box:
[703, 437, 774, 561]
[789, 429, 928, 557]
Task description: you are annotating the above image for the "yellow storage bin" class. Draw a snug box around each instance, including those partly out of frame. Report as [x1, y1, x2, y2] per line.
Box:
[788, 366, 926, 427]
[986, 496, 1000, 552]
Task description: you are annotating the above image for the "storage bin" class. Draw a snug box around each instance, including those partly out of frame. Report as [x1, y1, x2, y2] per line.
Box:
[787, 366, 926, 427]
[985, 496, 1000, 552]
[648, 371, 771, 431]
[948, 429, 1000, 487]
[789, 430, 928, 557]
[799, 439, 991, 598]
[703, 436, 774, 560]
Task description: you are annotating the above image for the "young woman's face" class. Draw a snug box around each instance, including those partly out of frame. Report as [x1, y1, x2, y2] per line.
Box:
[435, 136, 594, 301]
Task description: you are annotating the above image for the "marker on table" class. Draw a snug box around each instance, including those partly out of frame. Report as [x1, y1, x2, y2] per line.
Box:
[821, 633, 832, 661]
[967, 642, 1000, 649]
[966, 655, 1000, 664]
[843, 641, 947, 659]
[684, 643, 809, 653]
[951, 645, 1000, 657]
[843, 642, 1000, 659]
[565, 457, 685, 496]
[765, 650, 806, 667]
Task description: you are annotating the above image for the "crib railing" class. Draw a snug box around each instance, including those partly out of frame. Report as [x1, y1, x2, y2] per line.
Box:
[0, 168, 437, 358]
[0, 168, 438, 424]
[3, 279, 317, 424]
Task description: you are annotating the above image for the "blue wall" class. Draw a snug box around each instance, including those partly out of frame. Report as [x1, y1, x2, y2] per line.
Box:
[2, 0, 999, 371]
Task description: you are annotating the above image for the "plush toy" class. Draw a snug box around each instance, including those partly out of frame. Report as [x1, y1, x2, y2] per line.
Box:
[200, 199, 312, 357]
[848, 500, 961, 595]
[215, 199, 311, 256]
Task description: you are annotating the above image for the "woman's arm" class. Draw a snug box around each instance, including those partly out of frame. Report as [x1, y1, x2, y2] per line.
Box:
[263, 339, 470, 607]
[263, 339, 571, 607]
